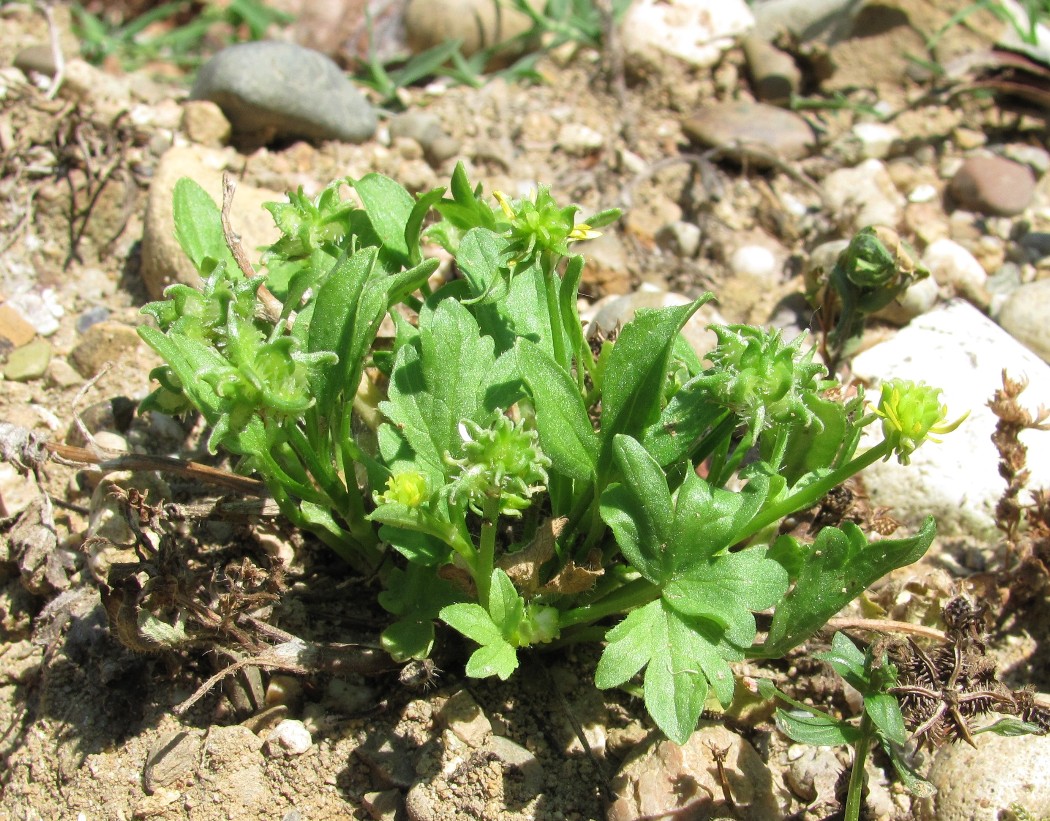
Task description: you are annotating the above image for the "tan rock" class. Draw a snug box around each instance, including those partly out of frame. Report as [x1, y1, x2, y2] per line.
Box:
[140, 145, 283, 300]
[181, 99, 232, 147]
[404, 0, 542, 65]
[69, 320, 142, 378]
[607, 723, 787, 821]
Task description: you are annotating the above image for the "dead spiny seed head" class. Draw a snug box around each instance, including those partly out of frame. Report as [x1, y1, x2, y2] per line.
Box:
[1015, 689, 1050, 734]
[942, 594, 984, 638]
[890, 596, 1035, 750]
[399, 658, 442, 690]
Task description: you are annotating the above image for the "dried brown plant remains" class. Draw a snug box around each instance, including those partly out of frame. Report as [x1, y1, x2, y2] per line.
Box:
[890, 596, 1050, 749]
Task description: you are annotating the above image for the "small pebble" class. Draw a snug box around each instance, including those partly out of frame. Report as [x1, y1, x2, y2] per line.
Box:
[265, 676, 302, 709]
[0, 461, 42, 518]
[5, 289, 62, 336]
[46, 358, 83, 388]
[388, 111, 460, 166]
[1019, 231, 1050, 261]
[181, 99, 232, 147]
[438, 689, 492, 747]
[323, 677, 374, 715]
[741, 34, 800, 104]
[682, 100, 814, 163]
[908, 183, 938, 203]
[851, 122, 900, 160]
[69, 320, 143, 378]
[75, 306, 110, 334]
[822, 159, 904, 230]
[265, 719, 312, 757]
[729, 245, 777, 279]
[948, 155, 1036, 216]
[557, 122, 604, 156]
[922, 238, 988, 301]
[143, 731, 203, 793]
[0, 303, 36, 348]
[13, 44, 57, 78]
[655, 221, 701, 258]
[4, 339, 52, 382]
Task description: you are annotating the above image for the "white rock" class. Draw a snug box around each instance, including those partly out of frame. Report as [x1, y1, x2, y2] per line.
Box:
[622, 0, 754, 69]
[729, 245, 777, 279]
[921, 238, 987, 301]
[0, 461, 41, 518]
[265, 719, 312, 757]
[821, 159, 904, 231]
[6, 289, 63, 336]
[892, 274, 940, 319]
[908, 183, 938, 203]
[852, 299, 1050, 540]
[998, 278, 1050, 364]
[656, 221, 702, 258]
[851, 122, 899, 160]
[556, 123, 604, 156]
[918, 729, 1050, 821]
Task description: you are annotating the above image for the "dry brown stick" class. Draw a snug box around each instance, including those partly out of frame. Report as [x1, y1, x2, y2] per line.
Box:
[45, 441, 266, 495]
[826, 617, 947, 642]
[39, 1, 66, 100]
[173, 630, 397, 715]
[221, 172, 257, 279]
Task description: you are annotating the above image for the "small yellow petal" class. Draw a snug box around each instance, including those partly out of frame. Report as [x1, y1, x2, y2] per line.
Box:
[493, 190, 515, 219]
[569, 223, 600, 242]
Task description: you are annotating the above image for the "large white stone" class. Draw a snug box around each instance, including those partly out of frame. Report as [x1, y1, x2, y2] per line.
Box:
[622, 0, 754, 68]
[852, 299, 1050, 539]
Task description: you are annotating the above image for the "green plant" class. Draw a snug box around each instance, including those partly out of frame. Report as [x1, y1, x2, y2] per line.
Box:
[73, 0, 292, 71]
[138, 163, 964, 743]
[808, 226, 930, 369]
[763, 633, 935, 821]
[766, 603, 1048, 821]
[928, 0, 1050, 50]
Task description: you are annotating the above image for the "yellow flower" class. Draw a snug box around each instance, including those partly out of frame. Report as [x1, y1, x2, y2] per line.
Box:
[379, 470, 430, 508]
[873, 379, 968, 465]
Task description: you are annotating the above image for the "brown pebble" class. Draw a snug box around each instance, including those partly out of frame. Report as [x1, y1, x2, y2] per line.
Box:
[948, 155, 1036, 216]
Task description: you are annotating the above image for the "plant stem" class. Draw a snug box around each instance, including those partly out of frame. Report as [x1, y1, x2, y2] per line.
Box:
[845, 712, 875, 821]
[476, 494, 502, 608]
[558, 576, 658, 630]
[541, 257, 568, 371]
[739, 439, 893, 542]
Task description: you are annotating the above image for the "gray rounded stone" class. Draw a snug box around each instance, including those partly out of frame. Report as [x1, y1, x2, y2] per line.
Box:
[682, 100, 815, 163]
[190, 41, 376, 144]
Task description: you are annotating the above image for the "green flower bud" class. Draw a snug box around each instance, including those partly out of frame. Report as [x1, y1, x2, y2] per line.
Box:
[874, 379, 968, 465]
[835, 225, 928, 314]
[264, 181, 352, 260]
[514, 604, 560, 646]
[445, 415, 551, 517]
[700, 325, 829, 435]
